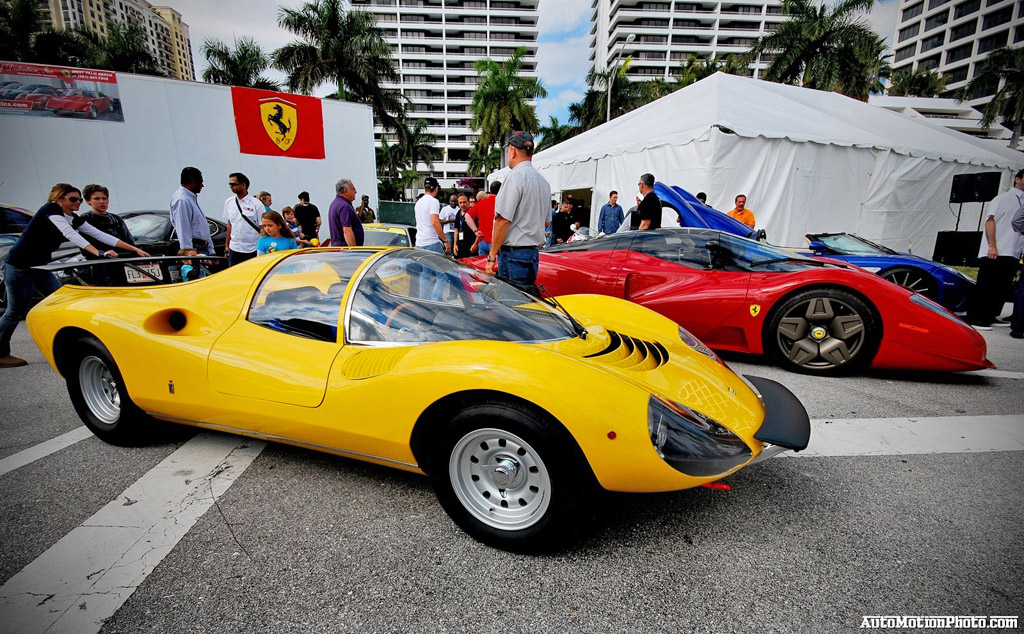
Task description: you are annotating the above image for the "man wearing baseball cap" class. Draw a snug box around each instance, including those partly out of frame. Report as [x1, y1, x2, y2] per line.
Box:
[414, 176, 449, 255]
[486, 131, 550, 286]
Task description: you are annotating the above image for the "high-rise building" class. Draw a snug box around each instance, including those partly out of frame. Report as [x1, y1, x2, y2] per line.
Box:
[38, 0, 195, 81]
[588, 0, 786, 80]
[150, 6, 195, 82]
[890, 0, 1023, 106]
[349, 0, 541, 188]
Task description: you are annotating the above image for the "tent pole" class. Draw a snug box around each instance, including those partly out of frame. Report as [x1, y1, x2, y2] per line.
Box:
[954, 203, 963, 231]
[976, 201, 986, 231]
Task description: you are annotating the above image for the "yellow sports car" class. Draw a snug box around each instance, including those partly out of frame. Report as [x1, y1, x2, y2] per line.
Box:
[27, 248, 810, 552]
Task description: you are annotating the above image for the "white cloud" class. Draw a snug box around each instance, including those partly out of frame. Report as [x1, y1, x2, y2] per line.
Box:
[865, 0, 901, 49]
[537, 34, 591, 89]
[538, 0, 592, 37]
[536, 87, 584, 122]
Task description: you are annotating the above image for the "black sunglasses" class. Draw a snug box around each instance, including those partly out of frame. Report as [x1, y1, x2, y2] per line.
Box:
[228, 182, 241, 187]
[66, 196, 82, 202]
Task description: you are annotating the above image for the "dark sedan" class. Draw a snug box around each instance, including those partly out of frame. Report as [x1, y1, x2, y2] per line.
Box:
[120, 209, 228, 256]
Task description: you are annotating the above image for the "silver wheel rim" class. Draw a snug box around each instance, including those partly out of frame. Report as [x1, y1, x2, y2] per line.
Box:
[776, 296, 867, 370]
[882, 269, 936, 298]
[449, 428, 552, 531]
[79, 355, 120, 425]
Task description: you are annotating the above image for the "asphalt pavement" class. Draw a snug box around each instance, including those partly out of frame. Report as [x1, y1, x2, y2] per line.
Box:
[0, 324, 1021, 634]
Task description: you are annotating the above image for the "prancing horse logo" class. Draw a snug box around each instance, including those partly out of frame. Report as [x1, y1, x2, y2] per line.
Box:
[260, 98, 297, 151]
[749, 304, 761, 317]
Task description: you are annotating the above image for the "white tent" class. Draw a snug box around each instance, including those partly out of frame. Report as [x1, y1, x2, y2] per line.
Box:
[505, 72, 1022, 255]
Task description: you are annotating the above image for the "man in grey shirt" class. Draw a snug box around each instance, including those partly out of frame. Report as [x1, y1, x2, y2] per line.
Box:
[485, 131, 550, 286]
[169, 167, 214, 255]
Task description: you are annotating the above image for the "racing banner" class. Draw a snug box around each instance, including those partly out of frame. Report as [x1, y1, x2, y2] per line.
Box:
[0, 61, 123, 122]
[231, 86, 325, 159]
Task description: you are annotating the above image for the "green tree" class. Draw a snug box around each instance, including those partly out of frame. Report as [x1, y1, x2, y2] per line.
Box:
[275, 0, 404, 128]
[470, 47, 547, 149]
[396, 117, 442, 197]
[536, 115, 579, 149]
[100, 20, 161, 75]
[959, 46, 1024, 149]
[201, 37, 280, 90]
[747, 0, 883, 97]
[30, 26, 102, 68]
[0, 0, 42, 62]
[468, 143, 502, 176]
[888, 65, 947, 97]
[677, 55, 722, 88]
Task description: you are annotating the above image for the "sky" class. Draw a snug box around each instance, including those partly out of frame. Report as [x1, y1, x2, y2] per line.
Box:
[173, 0, 901, 125]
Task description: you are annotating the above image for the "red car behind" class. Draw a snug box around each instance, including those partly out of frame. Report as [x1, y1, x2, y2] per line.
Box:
[46, 89, 111, 118]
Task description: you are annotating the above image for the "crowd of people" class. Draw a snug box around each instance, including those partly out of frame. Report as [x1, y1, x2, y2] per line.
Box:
[3, 134, 1020, 368]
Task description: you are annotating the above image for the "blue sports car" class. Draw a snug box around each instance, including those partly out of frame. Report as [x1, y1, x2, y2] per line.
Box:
[799, 233, 975, 312]
[653, 185, 974, 312]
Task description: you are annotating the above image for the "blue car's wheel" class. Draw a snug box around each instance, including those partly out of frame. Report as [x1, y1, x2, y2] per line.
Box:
[880, 267, 938, 300]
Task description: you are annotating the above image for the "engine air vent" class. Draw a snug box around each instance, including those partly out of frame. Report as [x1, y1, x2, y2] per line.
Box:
[342, 347, 410, 380]
[584, 330, 669, 371]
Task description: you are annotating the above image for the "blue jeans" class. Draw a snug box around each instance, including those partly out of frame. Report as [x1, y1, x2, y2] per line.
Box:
[478, 241, 491, 257]
[417, 241, 447, 300]
[0, 261, 61, 356]
[497, 248, 539, 287]
[1011, 258, 1024, 335]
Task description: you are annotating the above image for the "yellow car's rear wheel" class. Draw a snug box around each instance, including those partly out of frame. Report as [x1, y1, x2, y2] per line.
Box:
[66, 337, 153, 446]
[430, 401, 592, 553]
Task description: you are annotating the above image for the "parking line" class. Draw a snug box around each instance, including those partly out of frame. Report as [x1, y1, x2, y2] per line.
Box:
[0, 427, 94, 478]
[788, 414, 1024, 458]
[966, 369, 1024, 380]
[0, 432, 265, 634]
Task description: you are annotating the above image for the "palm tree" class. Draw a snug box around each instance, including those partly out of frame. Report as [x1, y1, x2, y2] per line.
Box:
[842, 34, 891, 100]
[468, 143, 502, 176]
[959, 46, 1024, 149]
[30, 26, 102, 68]
[396, 118, 442, 197]
[275, 0, 405, 128]
[101, 20, 161, 75]
[747, 0, 882, 97]
[0, 0, 42, 62]
[888, 66, 947, 98]
[470, 47, 547, 149]
[677, 55, 723, 88]
[201, 37, 280, 90]
[536, 116, 579, 149]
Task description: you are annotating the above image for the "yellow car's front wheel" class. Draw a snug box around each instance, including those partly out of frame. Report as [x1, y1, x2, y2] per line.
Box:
[430, 401, 594, 553]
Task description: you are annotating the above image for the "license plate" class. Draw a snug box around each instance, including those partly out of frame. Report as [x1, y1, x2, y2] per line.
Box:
[124, 263, 163, 283]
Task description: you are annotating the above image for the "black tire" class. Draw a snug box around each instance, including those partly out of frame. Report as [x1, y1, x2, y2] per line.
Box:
[429, 401, 593, 553]
[880, 267, 938, 300]
[66, 337, 153, 445]
[764, 288, 880, 375]
[87, 105, 97, 119]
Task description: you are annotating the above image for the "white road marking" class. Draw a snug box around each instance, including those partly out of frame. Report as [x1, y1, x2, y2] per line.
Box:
[787, 414, 1024, 458]
[966, 369, 1024, 380]
[0, 427, 94, 478]
[0, 432, 265, 634]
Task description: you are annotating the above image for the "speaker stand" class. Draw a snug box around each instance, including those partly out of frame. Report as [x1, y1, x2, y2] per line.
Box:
[955, 203, 963, 231]
[976, 201, 987, 231]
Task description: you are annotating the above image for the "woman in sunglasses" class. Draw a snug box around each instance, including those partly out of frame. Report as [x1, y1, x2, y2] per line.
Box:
[0, 183, 148, 368]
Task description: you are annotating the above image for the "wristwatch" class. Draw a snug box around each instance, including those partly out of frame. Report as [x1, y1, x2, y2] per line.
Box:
[486, 255, 496, 263]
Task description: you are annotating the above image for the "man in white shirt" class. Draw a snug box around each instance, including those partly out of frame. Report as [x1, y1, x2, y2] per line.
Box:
[414, 176, 449, 255]
[967, 168, 1024, 330]
[439, 194, 458, 248]
[223, 172, 263, 267]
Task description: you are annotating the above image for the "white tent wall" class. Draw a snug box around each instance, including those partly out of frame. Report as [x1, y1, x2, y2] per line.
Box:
[516, 73, 1022, 254]
[0, 73, 376, 242]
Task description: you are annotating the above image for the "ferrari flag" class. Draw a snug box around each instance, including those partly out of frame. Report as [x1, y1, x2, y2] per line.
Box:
[231, 87, 325, 159]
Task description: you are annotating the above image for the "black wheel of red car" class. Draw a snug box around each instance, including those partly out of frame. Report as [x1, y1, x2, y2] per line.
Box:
[430, 401, 593, 553]
[880, 267, 938, 300]
[765, 288, 880, 375]
[87, 105, 97, 119]
[66, 337, 153, 445]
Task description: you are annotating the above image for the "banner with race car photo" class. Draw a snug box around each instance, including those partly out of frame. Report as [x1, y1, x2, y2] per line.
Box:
[0, 61, 123, 122]
[231, 86, 325, 159]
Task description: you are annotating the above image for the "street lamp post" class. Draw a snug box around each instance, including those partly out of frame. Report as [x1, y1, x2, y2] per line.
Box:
[606, 33, 635, 123]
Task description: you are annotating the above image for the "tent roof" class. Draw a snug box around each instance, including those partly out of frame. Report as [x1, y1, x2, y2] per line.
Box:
[530, 72, 1022, 170]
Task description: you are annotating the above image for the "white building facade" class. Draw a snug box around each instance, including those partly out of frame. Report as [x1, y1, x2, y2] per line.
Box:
[588, 0, 786, 79]
[890, 0, 1023, 105]
[349, 0, 540, 188]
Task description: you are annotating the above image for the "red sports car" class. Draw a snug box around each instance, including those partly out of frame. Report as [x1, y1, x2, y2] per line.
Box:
[46, 89, 111, 118]
[474, 229, 992, 374]
[14, 86, 62, 109]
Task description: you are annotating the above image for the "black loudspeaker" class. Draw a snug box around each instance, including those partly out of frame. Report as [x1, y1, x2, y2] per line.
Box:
[932, 231, 983, 266]
[950, 172, 1003, 203]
